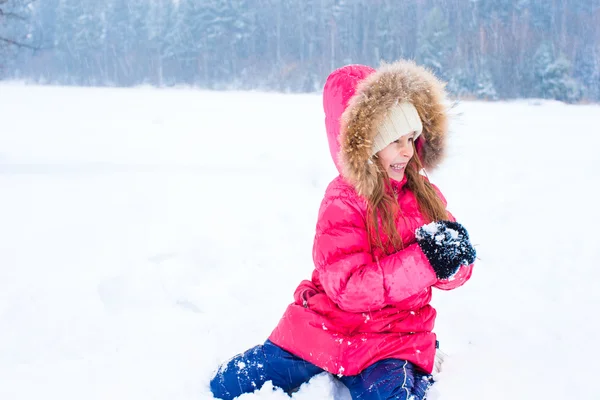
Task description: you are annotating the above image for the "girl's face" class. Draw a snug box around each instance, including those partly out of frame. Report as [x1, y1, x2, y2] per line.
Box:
[376, 132, 415, 181]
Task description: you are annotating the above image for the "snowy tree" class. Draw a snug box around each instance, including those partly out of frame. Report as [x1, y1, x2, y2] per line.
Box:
[447, 68, 475, 98]
[53, 0, 105, 84]
[574, 44, 600, 100]
[415, 6, 452, 80]
[146, 0, 176, 86]
[0, 0, 35, 74]
[532, 44, 582, 103]
[125, 0, 151, 84]
[476, 69, 498, 100]
[0, 0, 33, 47]
[103, 0, 137, 85]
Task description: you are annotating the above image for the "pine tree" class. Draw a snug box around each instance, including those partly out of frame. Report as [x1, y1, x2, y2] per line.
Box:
[533, 43, 582, 103]
[416, 6, 452, 80]
[146, 0, 176, 86]
[104, 0, 131, 84]
[574, 45, 600, 101]
[476, 69, 498, 100]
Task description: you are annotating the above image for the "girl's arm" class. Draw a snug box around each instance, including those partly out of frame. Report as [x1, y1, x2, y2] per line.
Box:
[313, 196, 437, 313]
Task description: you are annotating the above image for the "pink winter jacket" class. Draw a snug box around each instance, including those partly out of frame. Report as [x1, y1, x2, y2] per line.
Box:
[269, 62, 474, 376]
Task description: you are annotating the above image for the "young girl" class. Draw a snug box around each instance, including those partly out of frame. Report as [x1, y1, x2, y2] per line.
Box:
[210, 60, 476, 400]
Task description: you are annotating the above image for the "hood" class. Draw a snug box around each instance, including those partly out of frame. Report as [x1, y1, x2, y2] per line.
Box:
[322, 60, 450, 198]
[323, 64, 376, 174]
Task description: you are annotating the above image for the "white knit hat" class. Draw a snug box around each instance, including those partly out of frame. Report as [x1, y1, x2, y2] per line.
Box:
[371, 102, 423, 155]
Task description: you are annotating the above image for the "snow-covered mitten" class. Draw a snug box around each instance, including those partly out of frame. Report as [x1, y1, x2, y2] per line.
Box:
[415, 221, 476, 280]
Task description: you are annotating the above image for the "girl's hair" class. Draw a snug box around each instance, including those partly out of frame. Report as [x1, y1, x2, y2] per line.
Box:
[366, 143, 449, 253]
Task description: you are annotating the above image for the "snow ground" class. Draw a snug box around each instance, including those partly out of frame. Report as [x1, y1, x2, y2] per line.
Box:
[1, 83, 599, 399]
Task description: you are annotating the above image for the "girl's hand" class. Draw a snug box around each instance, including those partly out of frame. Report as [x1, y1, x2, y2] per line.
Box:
[415, 221, 476, 280]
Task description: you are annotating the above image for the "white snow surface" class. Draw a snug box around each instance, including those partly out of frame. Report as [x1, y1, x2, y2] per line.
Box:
[1, 83, 599, 399]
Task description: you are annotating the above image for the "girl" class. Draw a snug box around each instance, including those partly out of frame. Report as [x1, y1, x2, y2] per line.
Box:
[210, 60, 476, 400]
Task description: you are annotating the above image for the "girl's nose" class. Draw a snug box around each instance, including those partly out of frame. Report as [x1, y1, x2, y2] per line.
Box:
[399, 144, 411, 157]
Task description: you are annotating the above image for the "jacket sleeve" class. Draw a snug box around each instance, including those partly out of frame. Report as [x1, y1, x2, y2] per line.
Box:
[430, 182, 475, 291]
[313, 195, 437, 313]
[434, 263, 473, 290]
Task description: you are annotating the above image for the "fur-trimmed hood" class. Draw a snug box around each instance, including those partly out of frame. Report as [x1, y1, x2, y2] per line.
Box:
[322, 60, 450, 198]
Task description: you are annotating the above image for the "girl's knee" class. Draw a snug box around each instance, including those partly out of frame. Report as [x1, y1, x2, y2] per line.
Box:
[209, 345, 269, 400]
[342, 359, 433, 400]
[209, 368, 229, 400]
[209, 341, 323, 399]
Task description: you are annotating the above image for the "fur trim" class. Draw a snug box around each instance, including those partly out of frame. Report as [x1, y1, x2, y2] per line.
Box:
[339, 60, 450, 198]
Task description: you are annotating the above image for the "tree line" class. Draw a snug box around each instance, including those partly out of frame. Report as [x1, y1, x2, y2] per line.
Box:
[2, 0, 599, 102]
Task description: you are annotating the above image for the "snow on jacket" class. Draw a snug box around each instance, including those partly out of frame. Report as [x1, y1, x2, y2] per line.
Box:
[269, 61, 474, 376]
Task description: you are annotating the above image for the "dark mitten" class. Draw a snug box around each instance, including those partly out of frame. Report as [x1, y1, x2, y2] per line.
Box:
[415, 221, 476, 280]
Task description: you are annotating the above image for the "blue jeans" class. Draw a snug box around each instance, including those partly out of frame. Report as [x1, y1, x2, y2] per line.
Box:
[210, 340, 433, 400]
